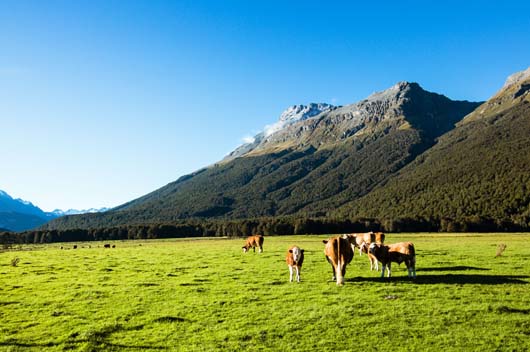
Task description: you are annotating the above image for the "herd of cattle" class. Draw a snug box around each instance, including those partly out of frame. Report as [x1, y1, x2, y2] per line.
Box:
[242, 233, 416, 285]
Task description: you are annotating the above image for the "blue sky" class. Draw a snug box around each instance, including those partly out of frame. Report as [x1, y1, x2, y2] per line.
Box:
[2, 0, 530, 211]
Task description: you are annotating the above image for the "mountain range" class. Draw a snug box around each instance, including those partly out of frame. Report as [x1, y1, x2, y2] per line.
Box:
[44, 66, 530, 231]
[12, 66, 527, 233]
[0, 190, 108, 232]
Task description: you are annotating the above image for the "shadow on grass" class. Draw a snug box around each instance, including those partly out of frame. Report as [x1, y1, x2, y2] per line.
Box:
[495, 306, 530, 314]
[419, 266, 491, 272]
[0, 341, 56, 348]
[349, 274, 529, 285]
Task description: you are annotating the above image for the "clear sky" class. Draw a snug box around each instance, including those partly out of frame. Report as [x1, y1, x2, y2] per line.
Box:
[2, 0, 530, 211]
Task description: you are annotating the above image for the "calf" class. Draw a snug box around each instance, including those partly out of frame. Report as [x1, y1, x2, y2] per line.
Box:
[323, 235, 355, 285]
[369, 242, 416, 278]
[286, 246, 305, 282]
[242, 235, 264, 253]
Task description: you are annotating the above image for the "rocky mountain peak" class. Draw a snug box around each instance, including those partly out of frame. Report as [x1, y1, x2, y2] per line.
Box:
[503, 66, 530, 88]
[365, 81, 419, 101]
[224, 102, 335, 160]
[266, 103, 335, 136]
[225, 81, 480, 161]
[462, 67, 530, 124]
[278, 103, 335, 123]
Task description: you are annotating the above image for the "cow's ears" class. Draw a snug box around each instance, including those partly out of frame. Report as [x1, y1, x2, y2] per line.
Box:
[289, 249, 293, 253]
[301, 249, 305, 253]
[322, 240, 328, 244]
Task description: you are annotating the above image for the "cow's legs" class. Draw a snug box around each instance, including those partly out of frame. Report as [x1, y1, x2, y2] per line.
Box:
[259, 245, 263, 253]
[370, 255, 379, 271]
[289, 266, 294, 282]
[295, 266, 300, 282]
[405, 258, 416, 278]
[326, 256, 336, 281]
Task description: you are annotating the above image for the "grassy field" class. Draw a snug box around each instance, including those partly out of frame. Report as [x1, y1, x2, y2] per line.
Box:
[1, 233, 529, 351]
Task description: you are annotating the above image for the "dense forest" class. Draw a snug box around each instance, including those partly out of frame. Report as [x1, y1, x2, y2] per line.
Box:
[1, 215, 528, 245]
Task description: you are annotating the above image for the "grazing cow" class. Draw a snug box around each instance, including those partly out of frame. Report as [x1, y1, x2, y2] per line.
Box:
[286, 246, 305, 282]
[369, 242, 416, 278]
[343, 232, 385, 271]
[242, 235, 264, 253]
[104, 244, 111, 248]
[323, 236, 355, 285]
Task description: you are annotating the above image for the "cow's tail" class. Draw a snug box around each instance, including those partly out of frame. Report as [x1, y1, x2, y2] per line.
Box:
[336, 238, 344, 285]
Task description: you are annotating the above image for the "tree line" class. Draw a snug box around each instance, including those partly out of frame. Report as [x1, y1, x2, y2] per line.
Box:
[1, 215, 528, 245]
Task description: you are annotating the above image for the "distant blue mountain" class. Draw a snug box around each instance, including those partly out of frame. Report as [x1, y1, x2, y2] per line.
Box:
[0, 190, 54, 231]
[0, 190, 49, 218]
[0, 189, 109, 232]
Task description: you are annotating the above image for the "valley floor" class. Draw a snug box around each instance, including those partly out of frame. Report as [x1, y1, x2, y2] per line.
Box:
[1, 233, 529, 351]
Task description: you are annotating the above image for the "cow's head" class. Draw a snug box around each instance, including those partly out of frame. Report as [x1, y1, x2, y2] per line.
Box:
[341, 234, 359, 247]
[289, 247, 304, 264]
[369, 243, 388, 257]
[242, 245, 249, 253]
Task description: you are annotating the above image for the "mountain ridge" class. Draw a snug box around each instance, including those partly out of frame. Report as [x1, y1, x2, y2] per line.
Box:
[335, 67, 530, 230]
[41, 80, 482, 230]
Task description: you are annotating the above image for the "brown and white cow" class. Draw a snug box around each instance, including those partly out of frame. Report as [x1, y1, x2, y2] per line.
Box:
[369, 242, 416, 278]
[242, 235, 264, 253]
[345, 232, 375, 255]
[343, 232, 385, 271]
[286, 246, 304, 282]
[323, 235, 355, 285]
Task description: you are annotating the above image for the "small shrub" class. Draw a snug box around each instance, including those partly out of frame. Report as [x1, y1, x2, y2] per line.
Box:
[11, 257, 20, 267]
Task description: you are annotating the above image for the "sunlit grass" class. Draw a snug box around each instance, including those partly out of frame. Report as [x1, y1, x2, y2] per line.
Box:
[1, 234, 529, 351]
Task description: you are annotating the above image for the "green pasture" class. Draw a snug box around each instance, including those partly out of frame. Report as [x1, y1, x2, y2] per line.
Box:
[1, 234, 529, 351]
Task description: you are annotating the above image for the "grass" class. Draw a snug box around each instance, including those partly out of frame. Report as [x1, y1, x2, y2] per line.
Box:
[1, 233, 529, 351]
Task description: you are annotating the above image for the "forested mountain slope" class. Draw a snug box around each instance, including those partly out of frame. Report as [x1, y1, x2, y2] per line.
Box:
[338, 68, 530, 230]
[44, 82, 480, 230]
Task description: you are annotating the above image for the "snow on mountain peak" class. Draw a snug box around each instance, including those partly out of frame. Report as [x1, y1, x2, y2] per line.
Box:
[224, 102, 335, 160]
[50, 207, 111, 216]
[264, 103, 335, 137]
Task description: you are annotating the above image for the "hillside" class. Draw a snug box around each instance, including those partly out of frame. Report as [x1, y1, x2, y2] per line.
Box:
[43, 82, 480, 230]
[0, 212, 52, 232]
[337, 67, 530, 230]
